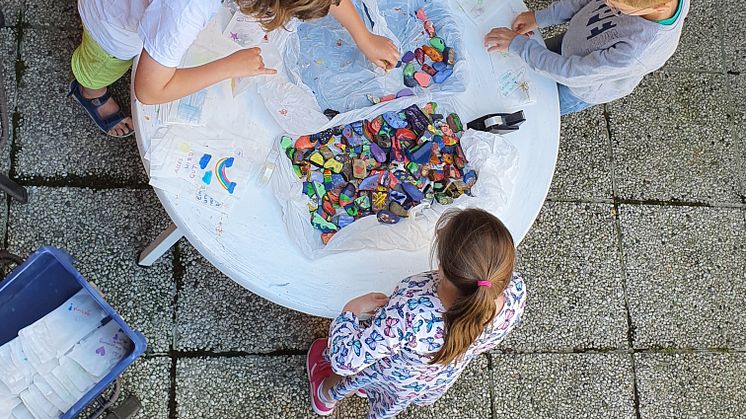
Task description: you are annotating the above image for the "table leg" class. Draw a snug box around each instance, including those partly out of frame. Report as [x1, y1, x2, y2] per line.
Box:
[138, 224, 182, 266]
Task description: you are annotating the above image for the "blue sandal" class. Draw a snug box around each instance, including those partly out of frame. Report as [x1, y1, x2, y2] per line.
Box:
[67, 79, 134, 138]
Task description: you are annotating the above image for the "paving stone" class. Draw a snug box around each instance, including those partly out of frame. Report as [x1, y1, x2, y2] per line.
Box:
[502, 202, 628, 351]
[723, 2, 746, 72]
[491, 353, 636, 419]
[730, 74, 746, 129]
[635, 353, 746, 419]
[620, 205, 746, 349]
[666, 0, 723, 71]
[608, 71, 744, 204]
[6, 187, 175, 352]
[118, 356, 171, 419]
[16, 28, 146, 183]
[1, 28, 16, 173]
[176, 241, 330, 353]
[549, 106, 612, 200]
[24, 0, 80, 29]
[0, 0, 22, 27]
[399, 355, 491, 419]
[176, 356, 314, 418]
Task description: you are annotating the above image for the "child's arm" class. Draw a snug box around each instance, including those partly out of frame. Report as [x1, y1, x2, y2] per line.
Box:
[533, 0, 595, 27]
[329, 0, 400, 69]
[133, 48, 276, 105]
[485, 29, 644, 88]
[327, 292, 409, 376]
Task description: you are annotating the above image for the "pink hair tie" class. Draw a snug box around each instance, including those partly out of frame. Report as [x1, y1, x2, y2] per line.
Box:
[476, 280, 492, 288]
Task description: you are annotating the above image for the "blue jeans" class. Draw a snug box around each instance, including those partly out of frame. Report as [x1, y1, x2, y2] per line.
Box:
[558, 84, 592, 116]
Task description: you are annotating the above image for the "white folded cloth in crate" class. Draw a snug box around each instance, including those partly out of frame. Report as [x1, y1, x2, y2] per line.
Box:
[0, 290, 133, 418]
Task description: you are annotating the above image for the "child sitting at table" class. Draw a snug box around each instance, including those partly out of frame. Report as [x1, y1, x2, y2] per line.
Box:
[306, 208, 526, 417]
[483, 0, 688, 116]
[69, 0, 400, 138]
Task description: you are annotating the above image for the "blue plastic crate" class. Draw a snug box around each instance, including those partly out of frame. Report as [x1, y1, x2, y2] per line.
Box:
[0, 246, 147, 419]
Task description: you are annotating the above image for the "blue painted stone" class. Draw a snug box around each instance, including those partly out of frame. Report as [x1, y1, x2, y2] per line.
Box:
[334, 214, 355, 228]
[433, 67, 453, 84]
[351, 120, 364, 135]
[464, 169, 477, 186]
[377, 210, 401, 224]
[403, 74, 417, 88]
[396, 88, 414, 98]
[369, 141, 387, 162]
[359, 173, 380, 191]
[402, 182, 425, 201]
[389, 190, 407, 205]
[331, 174, 346, 188]
[402, 51, 415, 63]
[408, 142, 433, 164]
[382, 112, 408, 129]
[433, 62, 447, 72]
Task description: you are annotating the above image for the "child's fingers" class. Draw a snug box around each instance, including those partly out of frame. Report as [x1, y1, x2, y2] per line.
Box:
[259, 67, 278, 75]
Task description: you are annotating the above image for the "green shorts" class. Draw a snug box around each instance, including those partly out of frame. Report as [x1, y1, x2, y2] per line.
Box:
[71, 28, 133, 90]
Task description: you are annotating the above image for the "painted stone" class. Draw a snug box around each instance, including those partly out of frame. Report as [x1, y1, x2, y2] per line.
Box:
[424, 20, 436, 37]
[421, 64, 437, 76]
[403, 104, 430, 133]
[388, 201, 409, 217]
[402, 51, 415, 63]
[351, 120, 364, 135]
[333, 214, 355, 229]
[389, 190, 407, 205]
[369, 116, 383, 133]
[447, 113, 463, 132]
[369, 141, 388, 163]
[416, 8, 428, 21]
[321, 232, 336, 245]
[352, 158, 367, 179]
[414, 48, 425, 65]
[402, 182, 425, 201]
[280, 136, 293, 150]
[422, 102, 437, 116]
[312, 212, 338, 232]
[433, 67, 453, 83]
[380, 94, 396, 102]
[408, 142, 433, 164]
[443, 47, 455, 66]
[414, 72, 432, 88]
[403, 63, 416, 77]
[382, 111, 408, 129]
[372, 190, 388, 212]
[433, 62, 447, 72]
[395, 128, 417, 142]
[355, 193, 371, 210]
[377, 210, 400, 224]
[359, 173, 380, 191]
[366, 94, 380, 104]
[376, 132, 392, 149]
[396, 88, 414, 98]
[429, 37, 446, 52]
[308, 151, 324, 167]
[422, 45, 443, 62]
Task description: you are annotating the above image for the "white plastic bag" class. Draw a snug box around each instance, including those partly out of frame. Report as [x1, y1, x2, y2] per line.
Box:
[68, 320, 132, 379]
[258, 0, 467, 136]
[270, 98, 518, 259]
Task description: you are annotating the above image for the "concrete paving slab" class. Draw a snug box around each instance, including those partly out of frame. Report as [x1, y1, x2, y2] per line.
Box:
[608, 71, 744, 204]
[16, 28, 146, 183]
[175, 241, 330, 353]
[24, 0, 80, 29]
[635, 353, 746, 419]
[6, 186, 175, 353]
[118, 356, 171, 419]
[491, 353, 636, 419]
[502, 202, 629, 351]
[1, 28, 16, 174]
[0, 0, 22, 27]
[549, 106, 613, 200]
[620, 205, 746, 349]
[666, 0, 723, 71]
[723, 2, 746, 73]
[176, 355, 314, 418]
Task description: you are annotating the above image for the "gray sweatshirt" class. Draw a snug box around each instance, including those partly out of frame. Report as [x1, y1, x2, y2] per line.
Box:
[508, 0, 689, 104]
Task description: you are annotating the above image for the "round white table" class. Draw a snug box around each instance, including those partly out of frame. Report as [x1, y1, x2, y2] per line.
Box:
[131, 0, 559, 318]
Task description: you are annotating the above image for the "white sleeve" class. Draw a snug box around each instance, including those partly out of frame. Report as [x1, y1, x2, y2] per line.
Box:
[137, 0, 220, 68]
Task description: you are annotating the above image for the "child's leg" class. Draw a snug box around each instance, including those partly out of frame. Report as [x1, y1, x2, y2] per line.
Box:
[70, 28, 133, 137]
[544, 32, 565, 54]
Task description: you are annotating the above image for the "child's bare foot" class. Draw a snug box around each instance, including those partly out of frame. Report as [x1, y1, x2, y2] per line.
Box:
[80, 86, 133, 137]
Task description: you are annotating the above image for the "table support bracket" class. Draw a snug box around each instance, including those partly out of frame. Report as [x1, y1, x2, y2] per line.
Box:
[138, 224, 183, 267]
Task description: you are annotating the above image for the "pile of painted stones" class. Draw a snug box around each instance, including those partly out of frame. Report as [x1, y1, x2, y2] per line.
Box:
[279, 102, 477, 245]
[367, 8, 456, 105]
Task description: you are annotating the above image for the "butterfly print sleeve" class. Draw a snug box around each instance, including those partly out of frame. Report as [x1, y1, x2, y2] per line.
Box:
[327, 297, 410, 376]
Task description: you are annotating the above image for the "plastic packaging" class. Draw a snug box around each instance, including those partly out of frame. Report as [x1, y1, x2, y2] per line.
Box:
[68, 320, 133, 379]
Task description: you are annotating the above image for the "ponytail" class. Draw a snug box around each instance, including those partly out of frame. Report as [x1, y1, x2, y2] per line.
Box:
[429, 209, 515, 365]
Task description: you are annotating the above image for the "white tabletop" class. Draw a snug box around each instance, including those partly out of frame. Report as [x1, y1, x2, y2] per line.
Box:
[132, 0, 559, 318]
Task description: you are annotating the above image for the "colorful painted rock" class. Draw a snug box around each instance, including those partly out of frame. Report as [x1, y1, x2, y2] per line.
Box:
[389, 190, 407, 205]
[402, 51, 415, 63]
[403, 104, 430, 133]
[406, 161, 421, 176]
[424, 20, 436, 37]
[376, 132, 392, 149]
[433, 61, 447, 72]
[447, 113, 463, 133]
[352, 158, 367, 179]
[311, 128, 334, 144]
[423, 102, 437, 115]
[396, 88, 414, 98]
[320, 232, 336, 245]
[359, 173, 379, 191]
[366, 94, 380, 104]
[389, 201, 409, 217]
[463, 169, 477, 187]
[422, 45, 443, 62]
[280, 135, 293, 150]
[444, 47, 455, 66]
[369, 141, 387, 163]
[435, 193, 454, 205]
[333, 214, 355, 229]
[312, 212, 338, 232]
[377, 210, 400, 224]
[416, 8, 428, 21]
[395, 128, 417, 142]
[308, 151, 324, 167]
[402, 182, 425, 201]
[414, 48, 425, 65]
[421, 64, 437, 76]
[429, 37, 446, 52]
[351, 120, 364, 135]
[380, 94, 397, 102]
[355, 193, 371, 210]
[372, 190, 388, 212]
[408, 142, 433, 164]
[319, 145, 334, 161]
[403, 74, 417, 88]
[370, 116, 383, 133]
[403, 63, 415, 77]
[382, 111, 408, 129]
[323, 157, 343, 173]
[433, 67, 453, 84]
[414, 72, 431, 88]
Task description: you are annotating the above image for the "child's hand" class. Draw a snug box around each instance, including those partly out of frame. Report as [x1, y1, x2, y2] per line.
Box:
[357, 33, 400, 70]
[223, 48, 278, 78]
[512, 11, 538, 34]
[484, 28, 521, 53]
[343, 292, 389, 316]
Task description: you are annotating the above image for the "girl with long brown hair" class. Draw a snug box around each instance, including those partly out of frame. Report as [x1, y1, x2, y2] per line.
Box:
[307, 208, 527, 417]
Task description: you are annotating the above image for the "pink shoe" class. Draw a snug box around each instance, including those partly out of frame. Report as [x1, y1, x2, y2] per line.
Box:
[307, 338, 335, 416]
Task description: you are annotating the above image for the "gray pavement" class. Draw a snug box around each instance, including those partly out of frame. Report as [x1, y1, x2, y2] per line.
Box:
[1, 0, 745, 418]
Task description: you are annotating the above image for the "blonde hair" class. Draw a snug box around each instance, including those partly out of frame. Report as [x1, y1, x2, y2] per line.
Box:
[612, 0, 672, 8]
[429, 208, 515, 365]
[236, 0, 341, 32]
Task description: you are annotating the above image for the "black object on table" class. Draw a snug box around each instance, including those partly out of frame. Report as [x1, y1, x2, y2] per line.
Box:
[467, 111, 526, 135]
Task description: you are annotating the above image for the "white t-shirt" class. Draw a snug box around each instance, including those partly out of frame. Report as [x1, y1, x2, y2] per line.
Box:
[77, 0, 222, 66]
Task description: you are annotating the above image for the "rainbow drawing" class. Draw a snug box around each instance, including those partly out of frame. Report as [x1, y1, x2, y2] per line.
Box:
[215, 157, 237, 194]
